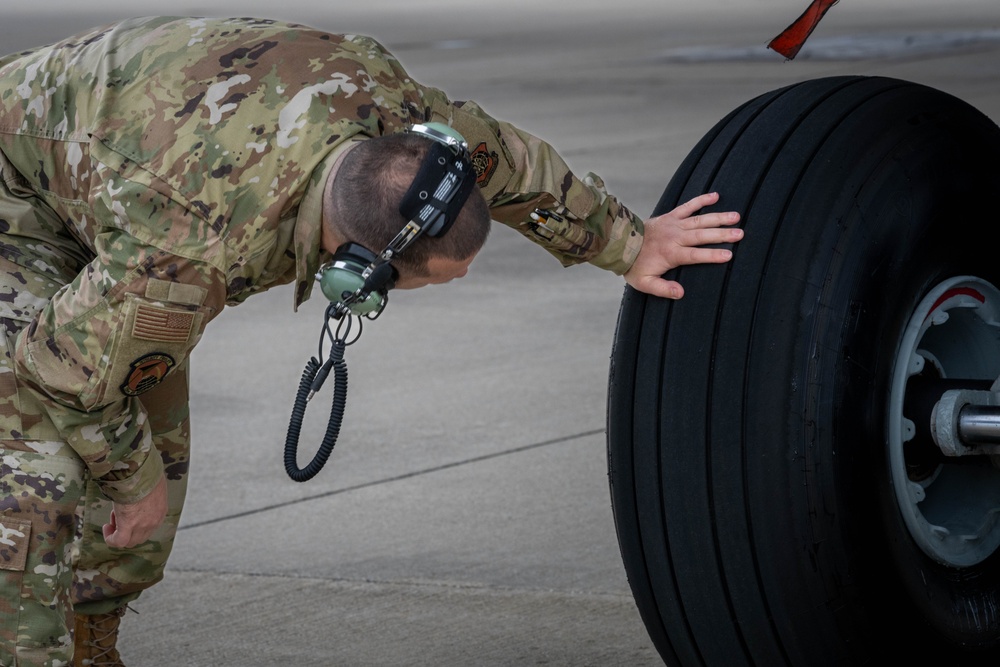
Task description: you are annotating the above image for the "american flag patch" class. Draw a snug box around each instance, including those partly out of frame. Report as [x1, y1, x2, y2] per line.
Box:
[133, 303, 195, 343]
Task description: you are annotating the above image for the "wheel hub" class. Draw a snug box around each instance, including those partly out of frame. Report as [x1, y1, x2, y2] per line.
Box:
[889, 276, 1000, 567]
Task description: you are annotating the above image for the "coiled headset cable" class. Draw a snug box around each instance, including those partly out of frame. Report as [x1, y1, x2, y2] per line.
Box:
[283, 121, 473, 482]
[283, 306, 363, 482]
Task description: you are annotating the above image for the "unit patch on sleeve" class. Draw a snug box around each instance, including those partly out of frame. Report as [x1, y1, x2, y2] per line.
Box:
[121, 353, 176, 396]
[470, 142, 499, 187]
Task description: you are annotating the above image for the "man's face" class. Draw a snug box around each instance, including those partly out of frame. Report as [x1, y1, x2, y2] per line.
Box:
[394, 252, 477, 290]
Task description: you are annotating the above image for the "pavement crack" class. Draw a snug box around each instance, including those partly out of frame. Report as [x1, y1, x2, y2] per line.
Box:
[179, 428, 604, 531]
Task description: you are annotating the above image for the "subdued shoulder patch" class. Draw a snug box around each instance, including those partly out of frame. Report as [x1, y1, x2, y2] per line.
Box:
[120, 353, 175, 397]
[470, 142, 499, 187]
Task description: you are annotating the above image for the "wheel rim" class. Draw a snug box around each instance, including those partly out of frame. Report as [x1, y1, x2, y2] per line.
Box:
[889, 276, 1000, 567]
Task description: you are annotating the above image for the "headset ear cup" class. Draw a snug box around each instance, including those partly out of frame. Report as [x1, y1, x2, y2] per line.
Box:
[318, 264, 359, 301]
[320, 243, 386, 315]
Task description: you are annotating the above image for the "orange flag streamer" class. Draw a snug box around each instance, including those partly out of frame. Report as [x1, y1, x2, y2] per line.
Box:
[768, 0, 840, 59]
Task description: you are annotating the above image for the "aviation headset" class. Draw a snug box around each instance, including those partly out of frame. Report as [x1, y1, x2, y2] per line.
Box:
[285, 122, 477, 482]
[316, 122, 477, 320]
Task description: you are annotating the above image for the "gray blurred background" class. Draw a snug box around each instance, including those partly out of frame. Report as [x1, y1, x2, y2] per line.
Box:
[2, 2, 998, 665]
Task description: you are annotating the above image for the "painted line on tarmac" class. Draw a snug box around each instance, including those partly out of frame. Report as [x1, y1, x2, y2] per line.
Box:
[178, 427, 605, 531]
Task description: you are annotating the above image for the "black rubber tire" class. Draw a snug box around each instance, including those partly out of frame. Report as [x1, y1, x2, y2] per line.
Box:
[607, 76, 1000, 666]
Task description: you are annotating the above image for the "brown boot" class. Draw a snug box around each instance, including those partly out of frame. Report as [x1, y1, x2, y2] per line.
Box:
[73, 606, 127, 667]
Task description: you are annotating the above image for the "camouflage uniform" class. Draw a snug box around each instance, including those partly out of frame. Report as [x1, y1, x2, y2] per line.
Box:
[0, 16, 643, 664]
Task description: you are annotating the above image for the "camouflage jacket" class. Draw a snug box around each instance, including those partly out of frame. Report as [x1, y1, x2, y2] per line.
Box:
[0, 16, 643, 503]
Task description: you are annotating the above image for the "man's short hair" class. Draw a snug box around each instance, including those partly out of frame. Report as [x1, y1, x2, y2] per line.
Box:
[324, 132, 491, 277]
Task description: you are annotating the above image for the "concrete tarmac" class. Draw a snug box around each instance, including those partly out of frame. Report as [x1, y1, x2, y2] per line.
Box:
[2, 2, 999, 665]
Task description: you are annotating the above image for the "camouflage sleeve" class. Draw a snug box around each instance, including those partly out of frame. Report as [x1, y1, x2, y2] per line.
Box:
[12, 186, 225, 504]
[426, 96, 644, 275]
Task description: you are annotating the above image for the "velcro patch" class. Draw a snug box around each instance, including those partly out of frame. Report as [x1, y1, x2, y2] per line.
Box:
[470, 142, 499, 187]
[132, 303, 194, 343]
[0, 516, 31, 572]
[120, 352, 176, 396]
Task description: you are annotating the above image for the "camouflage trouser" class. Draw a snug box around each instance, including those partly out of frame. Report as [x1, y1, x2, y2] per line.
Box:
[0, 180, 190, 665]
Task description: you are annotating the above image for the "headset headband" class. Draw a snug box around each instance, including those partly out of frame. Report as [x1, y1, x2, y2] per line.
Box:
[378, 123, 476, 261]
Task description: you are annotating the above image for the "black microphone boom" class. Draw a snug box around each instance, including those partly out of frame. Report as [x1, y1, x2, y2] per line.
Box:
[363, 261, 395, 293]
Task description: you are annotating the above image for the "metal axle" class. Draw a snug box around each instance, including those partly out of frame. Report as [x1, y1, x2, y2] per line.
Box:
[958, 405, 1000, 445]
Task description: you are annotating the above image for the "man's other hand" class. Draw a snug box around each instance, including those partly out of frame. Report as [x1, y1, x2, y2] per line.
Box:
[103, 474, 169, 548]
